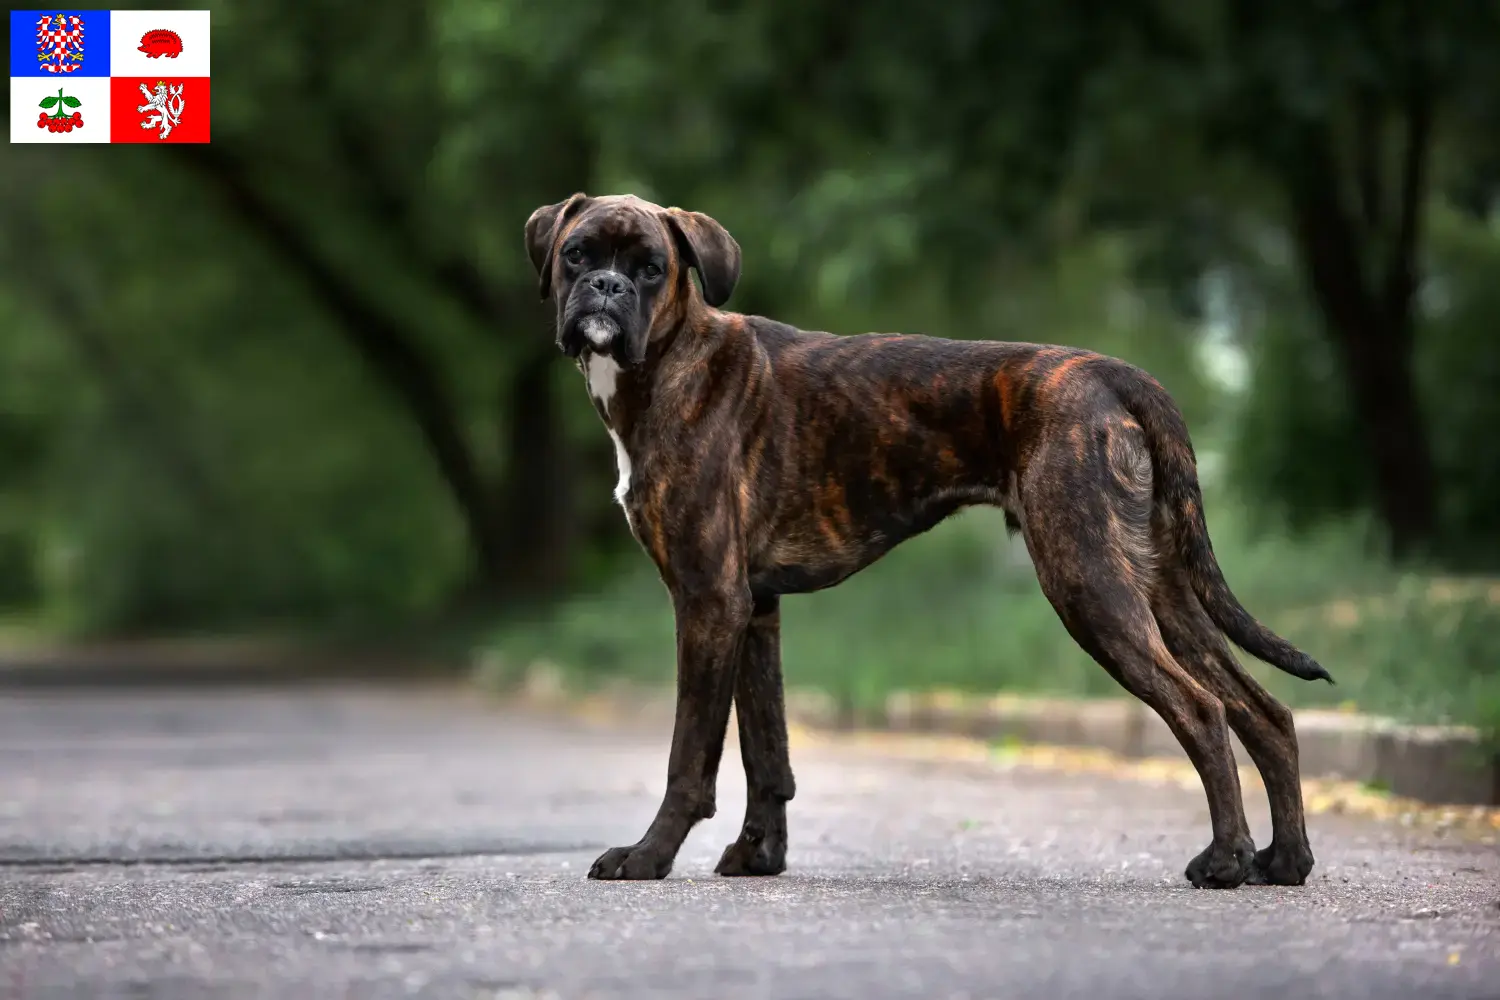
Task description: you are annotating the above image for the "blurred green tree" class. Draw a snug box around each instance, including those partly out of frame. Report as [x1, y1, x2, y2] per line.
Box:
[2, 0, 1498, 634]
[554, 0, 1500, 561]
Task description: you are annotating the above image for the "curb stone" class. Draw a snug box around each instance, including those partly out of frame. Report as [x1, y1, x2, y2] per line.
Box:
[855, 689, 1499, 807]
[0, 639, 455, 689]
[516, 674, 1499, 808]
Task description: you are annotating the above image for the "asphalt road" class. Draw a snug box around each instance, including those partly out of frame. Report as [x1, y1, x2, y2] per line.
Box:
[0, 686, 1496, 1000]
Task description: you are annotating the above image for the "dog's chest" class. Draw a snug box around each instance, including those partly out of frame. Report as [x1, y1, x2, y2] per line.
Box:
[584, 353, 636, 532]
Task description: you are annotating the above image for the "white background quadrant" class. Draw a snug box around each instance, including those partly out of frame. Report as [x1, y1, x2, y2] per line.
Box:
[109, 9, 211, 77]
[10, 75, 110, 144]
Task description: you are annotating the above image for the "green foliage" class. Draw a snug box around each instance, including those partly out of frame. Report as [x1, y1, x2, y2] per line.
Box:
[1228, 312, 1372, 535]
[0, 152, 470, 632]
[1418, 211, 1500, 567]
[1229, 209, 1500, 565]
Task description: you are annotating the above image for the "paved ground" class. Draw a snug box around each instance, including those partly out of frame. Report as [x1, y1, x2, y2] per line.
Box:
[0, 686, 1496, 1000]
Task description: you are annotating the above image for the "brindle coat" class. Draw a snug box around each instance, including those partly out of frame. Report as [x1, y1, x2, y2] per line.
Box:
[524, 193, 1333, 889]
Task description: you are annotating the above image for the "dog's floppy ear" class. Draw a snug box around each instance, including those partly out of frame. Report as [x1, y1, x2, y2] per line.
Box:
[524, 193, 591, 300]
[665, 208, 741, 308]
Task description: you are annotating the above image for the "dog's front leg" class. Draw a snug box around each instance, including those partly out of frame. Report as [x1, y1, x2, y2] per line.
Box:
[588, 585, 750, 880]
[715, 594, 794, 876]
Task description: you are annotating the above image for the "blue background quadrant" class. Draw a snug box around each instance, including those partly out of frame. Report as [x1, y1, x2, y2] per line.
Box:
[11, 10, 111, 77]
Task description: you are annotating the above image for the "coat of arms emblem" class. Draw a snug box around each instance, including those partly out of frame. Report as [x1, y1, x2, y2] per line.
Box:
[138, 29, 184, 59]
[138, 81, 186, 140]
[36, 88, 83, 133]
[35, 13, 85, 75]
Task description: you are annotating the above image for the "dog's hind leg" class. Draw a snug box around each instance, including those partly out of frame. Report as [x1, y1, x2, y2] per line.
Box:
[1020, 430, 1256, 889]
[1152, 580, 1315, 885]
[716, 594, 796, 876]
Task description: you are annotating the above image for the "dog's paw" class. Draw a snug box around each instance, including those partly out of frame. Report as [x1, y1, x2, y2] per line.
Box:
[1184, 838, 1255, 889]
[714, 833, 786, 877]
[1245, 841, 1314, 886]
[587, 842, 674, 880]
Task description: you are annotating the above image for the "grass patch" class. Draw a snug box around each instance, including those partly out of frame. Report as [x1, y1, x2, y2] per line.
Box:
[475, 496, 1500, 738]
[0, 610, 50, 650]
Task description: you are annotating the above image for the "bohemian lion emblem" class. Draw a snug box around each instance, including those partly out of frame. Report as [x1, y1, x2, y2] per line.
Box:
[137, 81, 186, 140]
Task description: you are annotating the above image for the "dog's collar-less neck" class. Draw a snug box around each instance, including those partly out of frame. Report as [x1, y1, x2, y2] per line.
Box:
[578, 345, 656, 438]
[575, 307, 752, 438]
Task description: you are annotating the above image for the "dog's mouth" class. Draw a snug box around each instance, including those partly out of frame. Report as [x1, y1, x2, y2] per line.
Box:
[559, 311, 622, 360]
[579, 313, 620, 349]
[562, 311, 648, 368]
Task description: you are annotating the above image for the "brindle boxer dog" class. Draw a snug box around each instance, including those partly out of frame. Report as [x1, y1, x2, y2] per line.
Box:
[524, 192, 1334, 890]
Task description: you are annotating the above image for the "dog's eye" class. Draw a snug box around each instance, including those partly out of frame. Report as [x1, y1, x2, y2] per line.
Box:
[643, 263, 662, 279]
[564, 247, 585, 266]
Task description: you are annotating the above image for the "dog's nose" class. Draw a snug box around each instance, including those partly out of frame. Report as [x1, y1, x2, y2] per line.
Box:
[589, 272, 628, 298]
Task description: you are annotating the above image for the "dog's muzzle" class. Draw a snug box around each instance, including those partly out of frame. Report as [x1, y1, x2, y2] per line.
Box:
[559, 311, 623, 360]
[560, 269, 639, 362]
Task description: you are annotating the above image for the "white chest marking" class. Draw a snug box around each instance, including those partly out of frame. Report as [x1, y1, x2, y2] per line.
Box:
[585, 352, 634, 524]
[585, 351, 620, 407]
[607, 428, 633, 507]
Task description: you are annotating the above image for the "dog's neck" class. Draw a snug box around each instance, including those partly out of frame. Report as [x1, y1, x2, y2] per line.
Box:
[577, 300, 746, 527]
[578, 297, 743, 432]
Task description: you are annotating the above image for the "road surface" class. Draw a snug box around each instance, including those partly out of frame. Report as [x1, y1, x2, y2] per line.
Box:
[0, 686, 1496, 999]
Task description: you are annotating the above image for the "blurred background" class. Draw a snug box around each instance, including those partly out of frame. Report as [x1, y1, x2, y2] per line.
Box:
[1, 0, 1498, 737]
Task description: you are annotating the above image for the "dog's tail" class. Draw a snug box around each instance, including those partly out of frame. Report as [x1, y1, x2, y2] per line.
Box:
[1104, 362, 1334, 684]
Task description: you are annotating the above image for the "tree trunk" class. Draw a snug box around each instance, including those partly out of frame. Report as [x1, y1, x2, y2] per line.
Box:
[1284, 132, 1438, 559]
[1327, 316, 1437, 559]
[478, 338, 574, 603]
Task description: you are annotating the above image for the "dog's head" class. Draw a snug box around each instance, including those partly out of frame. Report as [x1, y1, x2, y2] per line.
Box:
[524, 193, 741, 366]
